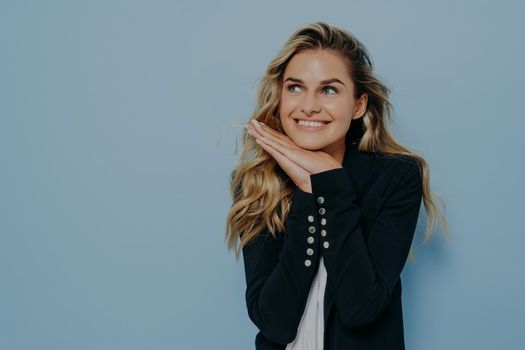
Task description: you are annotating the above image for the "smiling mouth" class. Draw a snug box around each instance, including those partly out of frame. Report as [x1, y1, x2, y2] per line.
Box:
[294, 119, 331, 127]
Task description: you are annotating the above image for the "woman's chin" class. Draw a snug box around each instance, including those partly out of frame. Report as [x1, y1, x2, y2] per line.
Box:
[294, 140, 325, 151]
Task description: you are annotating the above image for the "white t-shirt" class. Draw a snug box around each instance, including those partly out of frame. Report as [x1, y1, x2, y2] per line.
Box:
[286, 256, 327, 350]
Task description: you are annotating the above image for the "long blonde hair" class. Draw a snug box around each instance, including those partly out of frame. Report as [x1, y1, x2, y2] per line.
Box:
[225, 22, 450, 260]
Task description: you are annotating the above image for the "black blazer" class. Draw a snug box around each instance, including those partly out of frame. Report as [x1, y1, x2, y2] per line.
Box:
[241, 122, 423, 349]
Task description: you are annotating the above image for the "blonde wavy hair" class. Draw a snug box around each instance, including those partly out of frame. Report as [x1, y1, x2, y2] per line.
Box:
[225, 22, 450, 261]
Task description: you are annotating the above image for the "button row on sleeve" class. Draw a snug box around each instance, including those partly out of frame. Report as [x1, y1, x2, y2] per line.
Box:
[305, 213, 317, 267]
[317, 196, 329, 250]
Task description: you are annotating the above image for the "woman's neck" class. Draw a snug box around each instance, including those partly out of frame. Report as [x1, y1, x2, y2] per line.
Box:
[322, 138, 346, 165]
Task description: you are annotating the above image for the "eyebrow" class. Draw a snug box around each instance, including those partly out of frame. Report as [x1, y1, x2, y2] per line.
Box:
[283, 77, 346, 86]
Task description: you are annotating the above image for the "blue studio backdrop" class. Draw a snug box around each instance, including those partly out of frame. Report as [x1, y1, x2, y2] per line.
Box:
[1, 1, 524, 349]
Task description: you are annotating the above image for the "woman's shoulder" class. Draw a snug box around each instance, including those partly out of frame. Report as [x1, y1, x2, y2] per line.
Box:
[350, 150, 421, 192]
[374, 152, 419, 171]
[350, 145, 418, 171]
[346, 143, 419, 173]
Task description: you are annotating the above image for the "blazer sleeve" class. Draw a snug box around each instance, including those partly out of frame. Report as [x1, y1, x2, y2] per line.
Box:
[241, 187, 322, 344]
[309, 159, 423, 330]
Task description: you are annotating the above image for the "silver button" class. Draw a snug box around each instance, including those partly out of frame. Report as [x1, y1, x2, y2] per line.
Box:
[319, 208, 326, 215]
[323, 241, 330, 249]
[307, 236, 315, 244]
[308, 226, 316, 233]
[304, 259, 312, 267]
[321, 218, 326, 226]
[308, 215, 314, 222]
[317, 196, 325, 204]
[306, 248, 314, 256]
[321, 229, 327, 237]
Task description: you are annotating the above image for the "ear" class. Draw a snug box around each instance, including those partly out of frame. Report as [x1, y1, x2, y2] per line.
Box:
[351, 93, 368, 120]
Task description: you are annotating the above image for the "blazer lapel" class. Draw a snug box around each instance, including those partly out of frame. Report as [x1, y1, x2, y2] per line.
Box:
[323, 140, 377, 327]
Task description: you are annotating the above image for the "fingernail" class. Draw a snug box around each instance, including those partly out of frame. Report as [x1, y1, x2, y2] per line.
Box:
[252, 119, 261, 128]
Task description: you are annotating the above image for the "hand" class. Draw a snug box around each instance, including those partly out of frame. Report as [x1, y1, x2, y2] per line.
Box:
[246, 119, 342, 193]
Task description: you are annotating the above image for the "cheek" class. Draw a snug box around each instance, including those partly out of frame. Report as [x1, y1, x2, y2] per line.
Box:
[279, 97, 295, 125]
[279, 95, 295, 115]
[325, 99, 353, 120]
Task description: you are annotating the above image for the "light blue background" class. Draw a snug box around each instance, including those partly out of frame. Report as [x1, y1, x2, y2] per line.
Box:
[1, 0, 524, 349]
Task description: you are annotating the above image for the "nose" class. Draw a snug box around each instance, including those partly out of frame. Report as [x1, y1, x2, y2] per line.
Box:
[301, 91, 321, 115]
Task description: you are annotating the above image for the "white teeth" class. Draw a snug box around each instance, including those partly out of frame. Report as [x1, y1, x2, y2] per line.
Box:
[297, 120, 326, 127]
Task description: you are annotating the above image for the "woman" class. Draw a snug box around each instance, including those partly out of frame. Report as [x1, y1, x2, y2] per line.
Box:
[226, 22, 448, 350]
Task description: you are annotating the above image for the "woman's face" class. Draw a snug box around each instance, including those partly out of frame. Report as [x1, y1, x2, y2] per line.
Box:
[279, 49, 367, 160]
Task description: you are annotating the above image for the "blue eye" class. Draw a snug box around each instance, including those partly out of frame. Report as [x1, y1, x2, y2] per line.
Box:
[286, 84, 338, 94]
[323, 86, 337, 94]
[287, 84, 301, 92]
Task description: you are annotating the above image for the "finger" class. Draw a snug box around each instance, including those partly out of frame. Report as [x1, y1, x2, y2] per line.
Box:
[246, 122, 266, 141]
[256, 134, 305, 169]
[251, 120, 295, 149]
[247, 122, 292, 153]
[249, 120, 319, 174]
[257, 121, 291, 143]
[260, 125, 295, 148]
[256, 139, 310, 185]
